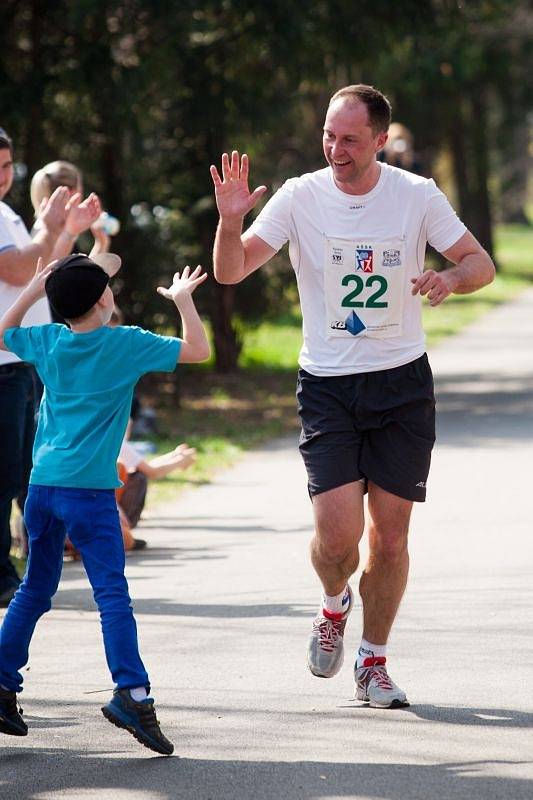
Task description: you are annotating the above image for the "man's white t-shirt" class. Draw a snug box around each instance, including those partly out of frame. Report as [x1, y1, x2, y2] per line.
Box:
[248, 163, 466, 376]
[0, 200, 51, 366]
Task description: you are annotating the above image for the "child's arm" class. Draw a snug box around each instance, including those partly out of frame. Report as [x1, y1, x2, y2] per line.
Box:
[142, 443, 196, 479]
[157, 265, 210, 363]
[0, 257, 54, 350]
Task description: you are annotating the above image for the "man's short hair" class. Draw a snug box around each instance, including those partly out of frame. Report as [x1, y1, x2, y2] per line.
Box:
[0, 127, 13, 156]
[329, 85, 392, 135]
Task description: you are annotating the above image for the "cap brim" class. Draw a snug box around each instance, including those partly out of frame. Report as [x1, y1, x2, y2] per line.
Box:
[90, 253, 122, 277]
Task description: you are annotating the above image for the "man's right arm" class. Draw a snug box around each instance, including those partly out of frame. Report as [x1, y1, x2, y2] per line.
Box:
[211, 150, 276, 284]
[213, 221, 277, 285]
[0, 186, 68, 287]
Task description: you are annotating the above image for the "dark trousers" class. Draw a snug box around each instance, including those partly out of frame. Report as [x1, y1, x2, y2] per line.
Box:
[0, 364, 35, 589]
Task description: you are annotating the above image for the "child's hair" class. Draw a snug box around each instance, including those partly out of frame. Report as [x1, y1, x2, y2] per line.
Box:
[30, 160, 82, 213]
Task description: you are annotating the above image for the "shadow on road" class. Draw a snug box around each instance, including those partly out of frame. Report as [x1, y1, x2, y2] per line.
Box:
[52, 587, 313, 618]
[1, 749, 531, 800]
[406, 704, 533, 729]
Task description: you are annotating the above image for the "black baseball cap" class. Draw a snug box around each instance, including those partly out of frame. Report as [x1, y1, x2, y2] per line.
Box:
[45, 252, 121, 320]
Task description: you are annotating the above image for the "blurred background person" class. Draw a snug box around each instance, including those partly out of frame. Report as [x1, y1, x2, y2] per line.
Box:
[379, 122, 423, 175]
[117, 438, 197, 531]
[12, 160, 119, 562]
[30, 160, 119, 258]
[0, 128, 70, 605]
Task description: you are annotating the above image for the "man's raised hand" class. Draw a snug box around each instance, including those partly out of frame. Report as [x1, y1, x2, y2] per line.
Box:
[210, 151, 267, 222]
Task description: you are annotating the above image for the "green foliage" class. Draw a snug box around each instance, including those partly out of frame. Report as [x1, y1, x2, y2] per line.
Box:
[0, 0, 530, 367]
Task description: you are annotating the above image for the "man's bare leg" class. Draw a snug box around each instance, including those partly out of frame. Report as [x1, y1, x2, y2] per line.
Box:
[355, 481, 412, 708]
[307, 481, 364, 678]
[310, 480, 365, 595]
[359, 481, 413, 644]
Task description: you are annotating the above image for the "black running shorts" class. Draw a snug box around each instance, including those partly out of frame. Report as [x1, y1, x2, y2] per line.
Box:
[297, 354, 436, 502]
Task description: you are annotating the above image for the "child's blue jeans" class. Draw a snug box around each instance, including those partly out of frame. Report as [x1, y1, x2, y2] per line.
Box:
[0, 485, 149, 693]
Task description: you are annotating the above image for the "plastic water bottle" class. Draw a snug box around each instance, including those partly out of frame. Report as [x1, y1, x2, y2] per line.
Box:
[94, 211, 120, 236]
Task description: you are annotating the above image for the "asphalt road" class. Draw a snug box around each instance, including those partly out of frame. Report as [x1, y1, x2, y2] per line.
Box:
[2, 290, 533, 800]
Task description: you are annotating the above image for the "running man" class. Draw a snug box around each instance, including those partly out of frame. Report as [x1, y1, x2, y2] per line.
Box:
[210, 84, 495, 708]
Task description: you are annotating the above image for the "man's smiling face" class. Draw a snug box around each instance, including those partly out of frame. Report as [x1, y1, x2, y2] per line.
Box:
[322, 99, 388, 192]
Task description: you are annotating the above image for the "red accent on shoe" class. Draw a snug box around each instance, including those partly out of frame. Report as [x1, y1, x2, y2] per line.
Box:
[322, 608, 344, 622]
[361, 656, 386, 668]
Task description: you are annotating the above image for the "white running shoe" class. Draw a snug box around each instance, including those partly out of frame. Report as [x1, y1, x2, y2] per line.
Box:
[307, 585, 353, 678]
[355, 659, 409, 708]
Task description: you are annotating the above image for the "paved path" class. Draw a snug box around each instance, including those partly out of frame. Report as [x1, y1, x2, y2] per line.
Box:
[2, 291, 533, 800]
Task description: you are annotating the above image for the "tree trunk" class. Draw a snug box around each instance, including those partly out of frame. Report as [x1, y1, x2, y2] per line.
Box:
[448, 92, 494, 259]
[497, 91, 531, 225]
[197, 209, 241, 373]
[469, 92, 494, 256]
[211, 282, 241, 372]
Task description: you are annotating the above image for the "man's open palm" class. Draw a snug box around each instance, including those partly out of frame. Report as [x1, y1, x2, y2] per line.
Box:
[210, 151, 266, 221]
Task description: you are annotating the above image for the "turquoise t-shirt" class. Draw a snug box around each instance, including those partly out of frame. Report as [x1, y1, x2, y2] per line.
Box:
[4, 323, 181, 489]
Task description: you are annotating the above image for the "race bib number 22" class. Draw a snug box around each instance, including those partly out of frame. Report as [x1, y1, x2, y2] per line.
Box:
[324, 236, 406, 339]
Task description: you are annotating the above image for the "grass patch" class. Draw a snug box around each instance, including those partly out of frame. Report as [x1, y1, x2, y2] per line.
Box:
[423, 224, 532, 346]
[423, 272, 529, 346]
[140, 367, 299, 507]
[140, 224, 532, 510]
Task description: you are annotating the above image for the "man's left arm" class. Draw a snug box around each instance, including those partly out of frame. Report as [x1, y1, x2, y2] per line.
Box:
[411, 231, 496, 307]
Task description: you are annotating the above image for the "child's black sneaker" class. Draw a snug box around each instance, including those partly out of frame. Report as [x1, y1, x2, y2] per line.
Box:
[0, 687, 28, 736]
[101, 689, 173, 755]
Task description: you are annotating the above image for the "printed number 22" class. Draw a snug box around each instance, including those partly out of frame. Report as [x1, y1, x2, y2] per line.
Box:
[341, 274, 388, 308]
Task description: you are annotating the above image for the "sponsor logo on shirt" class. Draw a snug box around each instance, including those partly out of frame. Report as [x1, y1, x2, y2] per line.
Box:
[382, 248, 401, 267]
[355, 248, 373, 273]
[331, 247, 344, 265]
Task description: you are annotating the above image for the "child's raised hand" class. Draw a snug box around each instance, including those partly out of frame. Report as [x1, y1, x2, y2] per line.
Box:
[26, 257, 56, 300]
[157, 265, 208, 304]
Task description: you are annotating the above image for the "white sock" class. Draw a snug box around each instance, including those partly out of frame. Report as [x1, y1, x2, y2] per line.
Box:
[130, 686, 148, 701]
[357, 638, 387, 667]
[322, 585, 350, 615]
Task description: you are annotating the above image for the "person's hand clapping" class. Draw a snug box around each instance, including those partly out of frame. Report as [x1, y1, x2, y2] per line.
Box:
[210, 151, 267, 222]
[40, 186, 69, 236]
[157, 265, 208, 307]
[65, 192, 102, 238]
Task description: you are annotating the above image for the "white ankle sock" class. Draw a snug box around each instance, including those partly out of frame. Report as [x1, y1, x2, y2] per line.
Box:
[130, 686, 148, 701]
[322, 585, 350, 615]
[357, 638, 387, 667]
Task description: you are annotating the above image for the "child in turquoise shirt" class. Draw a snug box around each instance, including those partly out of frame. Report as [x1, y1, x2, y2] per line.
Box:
[0, 253, 209, 755]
